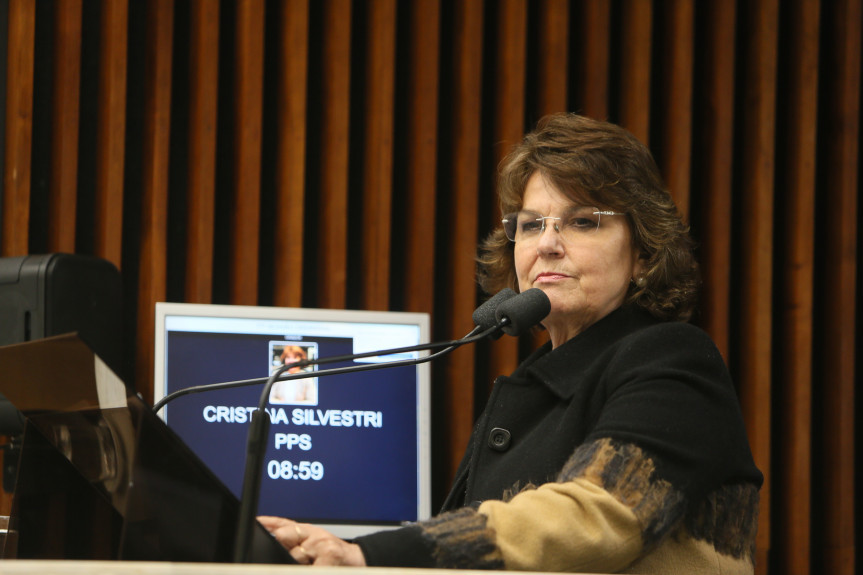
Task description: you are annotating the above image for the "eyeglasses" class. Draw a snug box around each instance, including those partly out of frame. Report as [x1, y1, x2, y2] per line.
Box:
[501, 206, 625, 243]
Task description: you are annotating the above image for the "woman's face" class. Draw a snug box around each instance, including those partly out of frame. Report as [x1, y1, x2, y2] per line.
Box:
[514, 172, 644, 347]
[282, 349, 306, 372]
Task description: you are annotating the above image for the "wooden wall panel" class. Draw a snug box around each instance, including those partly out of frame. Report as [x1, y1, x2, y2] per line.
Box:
[93, 0, 128, 269]
[135, 0, 174, 402]
[229, 0, 265, 306]
[273, 0, 309, 309]
[2, 0, 35, 257]
[1, 2, 860, 573]
[441, 0, 485, 480]
[776, 2, 820, 572]
[403, 0, 440, 316]
[48, 0, 82, 253]
[574, 0, 610, 119]
[820, 1, 860, 573]
[656, 0, 693, 218]
[536, 0, 569, 115]
[737, 1, 779, 571]
[696, 0, 736, 359]
[185, 0, 220, 304]
[493, 0, 527, 153]
[618, 0, 652, 142]
[316, 0, 352, 310]
[360, 0, 397, 311]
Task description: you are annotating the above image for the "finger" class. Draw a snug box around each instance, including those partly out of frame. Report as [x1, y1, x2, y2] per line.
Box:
[290, 543, 315, 565]
[257, 518, 306, 551]
[257, 516, 291, 532]
[294, 523, 307, 541]
[273, 525, 302, 548]
[303, 540, 366, 567]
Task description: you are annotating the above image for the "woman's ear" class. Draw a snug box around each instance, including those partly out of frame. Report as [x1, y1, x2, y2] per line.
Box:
[630, 249, 647, 280]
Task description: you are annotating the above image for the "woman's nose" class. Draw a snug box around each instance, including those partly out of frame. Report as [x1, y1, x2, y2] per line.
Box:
[535, 221, 563, 255]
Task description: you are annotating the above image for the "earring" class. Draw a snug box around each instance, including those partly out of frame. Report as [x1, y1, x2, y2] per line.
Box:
[633, 275, 646, 287]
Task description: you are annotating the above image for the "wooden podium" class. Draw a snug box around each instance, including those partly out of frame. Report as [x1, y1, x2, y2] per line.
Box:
[0, 334, 292, 564]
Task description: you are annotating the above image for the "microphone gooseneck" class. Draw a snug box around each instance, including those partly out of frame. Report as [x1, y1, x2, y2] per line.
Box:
[154, 288, 520, 415]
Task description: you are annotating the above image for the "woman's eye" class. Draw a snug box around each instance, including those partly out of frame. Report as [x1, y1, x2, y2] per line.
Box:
[566, 216, 597, 229]
[521, 220, 543, 233]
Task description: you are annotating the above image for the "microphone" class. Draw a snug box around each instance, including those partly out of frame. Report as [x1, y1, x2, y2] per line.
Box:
[232, 288, 548, 563]
[472, 288, 515, 338]
[495, 288, 551, 336]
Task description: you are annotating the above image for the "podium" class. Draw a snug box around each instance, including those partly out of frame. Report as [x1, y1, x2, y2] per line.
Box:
[0, 334, 293, 563]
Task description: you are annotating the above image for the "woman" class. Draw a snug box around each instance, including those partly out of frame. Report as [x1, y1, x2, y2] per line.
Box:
[260, 114, 762, 573]
[270, 345, 317, 404]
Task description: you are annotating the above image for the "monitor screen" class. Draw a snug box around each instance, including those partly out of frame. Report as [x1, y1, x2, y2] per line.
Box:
[153, 302, 431, 539]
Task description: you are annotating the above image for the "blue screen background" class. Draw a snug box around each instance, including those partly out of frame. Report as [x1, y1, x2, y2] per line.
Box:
[164, 331, 420, 525]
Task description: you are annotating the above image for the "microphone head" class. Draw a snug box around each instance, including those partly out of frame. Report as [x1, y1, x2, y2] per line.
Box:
[472, 288, 517, 331]
[494, 288, 551, 336]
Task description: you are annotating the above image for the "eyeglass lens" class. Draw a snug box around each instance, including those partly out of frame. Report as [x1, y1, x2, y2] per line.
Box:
[502, 206, 606, 242]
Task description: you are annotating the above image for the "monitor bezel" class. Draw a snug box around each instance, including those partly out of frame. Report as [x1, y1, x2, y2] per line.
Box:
[153, 302, 431, 539]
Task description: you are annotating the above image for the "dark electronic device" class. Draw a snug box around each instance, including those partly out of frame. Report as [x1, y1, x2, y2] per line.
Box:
[0, 253, 125, 491]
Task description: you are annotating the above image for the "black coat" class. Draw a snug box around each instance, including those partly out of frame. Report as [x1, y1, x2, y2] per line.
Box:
[443, 304, 761, 511]
[357, 304, 762, 568]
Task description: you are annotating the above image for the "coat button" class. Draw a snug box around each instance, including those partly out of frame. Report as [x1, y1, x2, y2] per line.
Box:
[488, 427, 512, 451]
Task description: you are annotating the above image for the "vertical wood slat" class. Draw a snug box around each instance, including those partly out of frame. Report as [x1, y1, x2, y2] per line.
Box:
[273, 0, 309, 309]
[697, 0, 736, 359]
[535, 0, 569, 115]
[403, 0, 440, 316]
[48, 0, 82, 253]
[491, 0, 528, 210]
[657, 0, 694, 218]
[442, 0, 484, 480]
[737, 1, 779, 572]
[360, 0, 397, 311]
[821, 1, 860, 572]
[2, 0, 36, 257]
[93, 0, 128, 269]
[135, 0, 174, 402]
[185, 0, 220, 304]
[317, 0, 352, 309]
[777, 2, 820, 572]
[575, 0, 611, 119]
[229, 0, 265, 306]
[487, 0, 528, 384]
[618, 0, 652, 143]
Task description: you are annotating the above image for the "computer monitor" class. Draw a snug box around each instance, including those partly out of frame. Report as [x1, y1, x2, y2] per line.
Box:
[153, 302, 431, 539]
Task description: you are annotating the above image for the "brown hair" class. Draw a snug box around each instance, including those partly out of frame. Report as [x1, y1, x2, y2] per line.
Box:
[280, 345, 308, 362]
[477, 113, 700, 321]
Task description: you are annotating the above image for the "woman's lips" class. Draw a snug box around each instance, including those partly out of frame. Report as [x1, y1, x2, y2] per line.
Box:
[534, 272, 569, 283]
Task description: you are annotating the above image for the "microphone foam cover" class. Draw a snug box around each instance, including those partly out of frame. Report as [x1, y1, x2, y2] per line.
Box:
[472, 288, 517, 330]
[494, 288, 551, 336]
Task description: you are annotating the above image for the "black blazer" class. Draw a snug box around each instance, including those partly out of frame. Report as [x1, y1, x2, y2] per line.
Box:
[357, 304, 762, 568]
[442, 304, 762, 511]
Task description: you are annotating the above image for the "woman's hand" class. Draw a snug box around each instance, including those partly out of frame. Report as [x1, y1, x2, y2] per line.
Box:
[257, 516, 366, 567]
